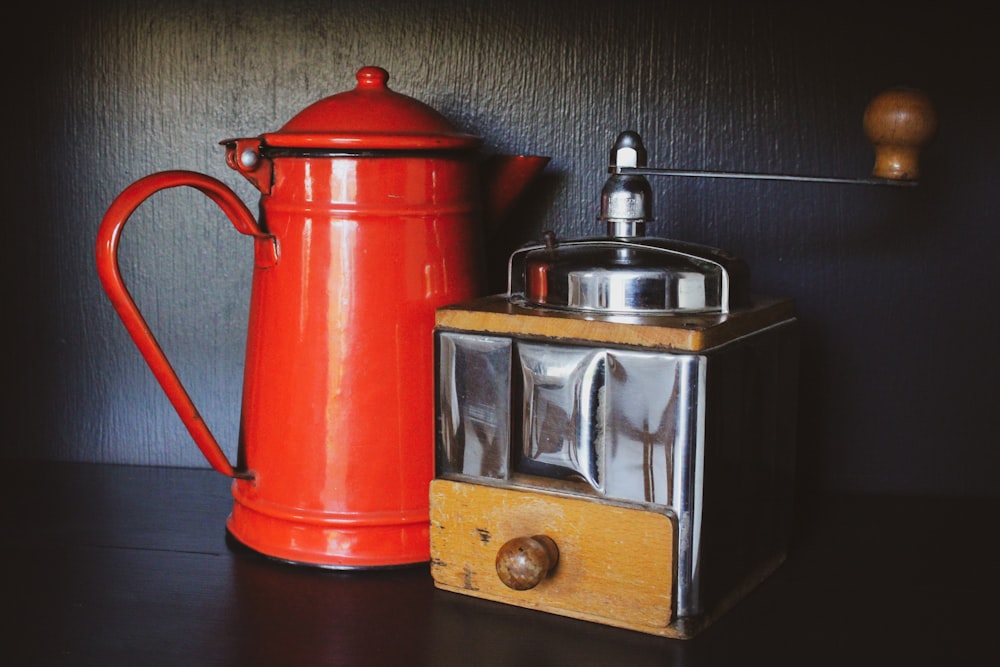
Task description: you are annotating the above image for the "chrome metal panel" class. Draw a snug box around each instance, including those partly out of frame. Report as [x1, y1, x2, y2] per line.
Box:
[516, 343, 605, 489]
[671, 356, 706, 617]
[436, 332, 511, 479]
[602, 350, 688, 506]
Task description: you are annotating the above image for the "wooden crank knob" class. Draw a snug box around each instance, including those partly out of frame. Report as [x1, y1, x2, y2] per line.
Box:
[863, 86, 937, 181]
[495, 535, 559, 591]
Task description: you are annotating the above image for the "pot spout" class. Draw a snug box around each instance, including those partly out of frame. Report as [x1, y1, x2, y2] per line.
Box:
[481, 154, 550, 238]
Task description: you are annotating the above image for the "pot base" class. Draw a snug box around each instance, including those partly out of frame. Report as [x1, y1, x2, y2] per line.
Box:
[225, 500, 430, 569]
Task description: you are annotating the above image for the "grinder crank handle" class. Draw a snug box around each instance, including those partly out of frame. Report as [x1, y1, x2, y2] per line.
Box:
[96, 170, 278, 479]
[615, 86, 937, 186]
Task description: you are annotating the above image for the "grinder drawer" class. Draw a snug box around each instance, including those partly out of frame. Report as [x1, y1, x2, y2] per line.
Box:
[429, 479, 677, 635]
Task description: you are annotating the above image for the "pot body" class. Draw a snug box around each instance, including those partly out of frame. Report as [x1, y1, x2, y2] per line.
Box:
[228, 152, 482, 566]
[96, 153, 483, 568]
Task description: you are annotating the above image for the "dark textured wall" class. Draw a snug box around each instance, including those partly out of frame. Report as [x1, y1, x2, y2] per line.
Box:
[4, 0, 997, 498]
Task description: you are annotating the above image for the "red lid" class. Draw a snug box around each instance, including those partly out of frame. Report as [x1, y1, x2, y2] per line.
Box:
[261, 66, 481, 151]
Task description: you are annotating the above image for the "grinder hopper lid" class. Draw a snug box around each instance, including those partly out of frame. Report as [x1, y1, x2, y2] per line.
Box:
[508, 132, 749, 315]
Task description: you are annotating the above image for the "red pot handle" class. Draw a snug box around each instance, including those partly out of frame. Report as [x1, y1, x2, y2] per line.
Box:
[95, 170, 276, 479]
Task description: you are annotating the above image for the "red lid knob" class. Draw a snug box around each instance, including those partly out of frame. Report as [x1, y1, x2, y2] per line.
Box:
[356, 66, 389, 89]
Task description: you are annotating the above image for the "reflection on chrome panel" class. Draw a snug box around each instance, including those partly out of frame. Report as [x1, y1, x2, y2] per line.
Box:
[438, 332, 700, 506]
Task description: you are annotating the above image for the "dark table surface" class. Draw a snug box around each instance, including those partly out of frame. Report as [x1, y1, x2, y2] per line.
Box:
[4, 458, 997, 666]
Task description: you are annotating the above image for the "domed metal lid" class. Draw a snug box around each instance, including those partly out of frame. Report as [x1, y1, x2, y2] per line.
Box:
[259, 66, 481, 151]
[508, 234, 749, 315]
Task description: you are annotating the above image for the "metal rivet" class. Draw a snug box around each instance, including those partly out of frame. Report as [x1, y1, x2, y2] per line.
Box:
[239, 148, 259, 169]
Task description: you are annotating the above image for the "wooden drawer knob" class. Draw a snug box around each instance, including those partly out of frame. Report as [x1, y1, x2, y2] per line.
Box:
[495, 534, 559, 590]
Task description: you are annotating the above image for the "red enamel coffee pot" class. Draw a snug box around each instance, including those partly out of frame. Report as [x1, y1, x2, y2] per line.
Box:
[96, 66, 548, 568]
